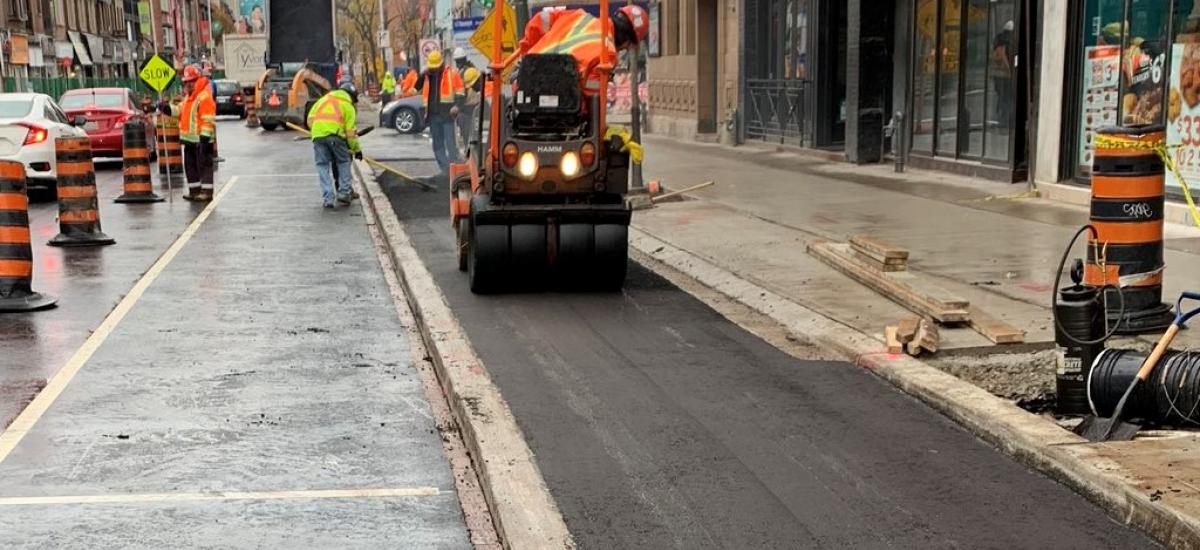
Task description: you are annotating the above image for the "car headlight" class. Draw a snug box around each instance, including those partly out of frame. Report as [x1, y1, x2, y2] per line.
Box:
[518, 152, 538, 179]
[560, 151, 580, 178]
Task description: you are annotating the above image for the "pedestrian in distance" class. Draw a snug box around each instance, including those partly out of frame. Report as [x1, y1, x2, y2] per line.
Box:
[381, 70, 396, 106]
[402, 50, 465, 178]
[307, 82, 362, 209]
[159, 64, 217, 202]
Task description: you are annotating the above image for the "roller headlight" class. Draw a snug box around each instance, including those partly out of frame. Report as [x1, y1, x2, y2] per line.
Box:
[518, 152, 538, 179]
[560, 151, 580, 178]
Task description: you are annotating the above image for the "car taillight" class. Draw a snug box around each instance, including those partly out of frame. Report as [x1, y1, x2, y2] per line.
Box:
[232, 93, 243, 103]
[114, 114, 132, 129]
[502, 142, 519, 167]
[580, 142, 595, 167]
[20, 123, 48, 146]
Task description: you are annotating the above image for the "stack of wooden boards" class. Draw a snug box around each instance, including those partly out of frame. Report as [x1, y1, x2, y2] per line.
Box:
[807, 235, 1025, 356]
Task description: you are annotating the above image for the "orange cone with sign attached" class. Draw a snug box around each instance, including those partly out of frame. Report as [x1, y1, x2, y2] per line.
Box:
[0, 160, 56, 312]
[49, 136, 115, 247]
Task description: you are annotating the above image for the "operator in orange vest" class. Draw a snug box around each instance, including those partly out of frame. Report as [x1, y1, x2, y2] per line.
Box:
[515, 6, 649, 96]
[159, 65, 217, 201]
[402, 50, 465, 177]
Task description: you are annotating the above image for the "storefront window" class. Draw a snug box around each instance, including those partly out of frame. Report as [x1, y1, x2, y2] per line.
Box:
[936, 1, 959, 155]
[961, 0, 989, 159]
[1166, 0, 1199, 192]
[912, 0, 938, 154]
[985, 0, 1016, 161]
[1123, 0, 1170, 125]
[1076, 0, 1126, 176]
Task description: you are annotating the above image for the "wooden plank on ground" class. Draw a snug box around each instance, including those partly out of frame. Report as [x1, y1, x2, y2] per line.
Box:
[806, 241, 969, 323]
[968, 307, 1026, 344]
[853, 250, 907, 272]
[885, 326, 903, 354]
[896, 316, 920, 343]
[906, 317, 941, 356]
[850, 235, 910, 262]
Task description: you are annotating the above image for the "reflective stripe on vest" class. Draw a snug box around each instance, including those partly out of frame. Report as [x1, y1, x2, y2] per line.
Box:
[422, 71, 460, 107]
[309, 95, 345, 126]
[182, 89, 214, 141]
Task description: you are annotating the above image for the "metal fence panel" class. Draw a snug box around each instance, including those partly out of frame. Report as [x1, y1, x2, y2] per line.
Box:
[744, 79, 809, 146]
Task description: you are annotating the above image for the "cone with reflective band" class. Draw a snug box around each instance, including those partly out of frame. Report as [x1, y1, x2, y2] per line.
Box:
[246, 97, 260, 128]
[0, 161, 56, 312]
[49, 137, 115, 247]
[156, 114, 183, 175]
[115, 119, 163, 203]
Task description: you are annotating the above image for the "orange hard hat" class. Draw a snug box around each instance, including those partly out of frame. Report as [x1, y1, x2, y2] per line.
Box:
[182, 65, 202, 82]
[618, 6, 650, 43]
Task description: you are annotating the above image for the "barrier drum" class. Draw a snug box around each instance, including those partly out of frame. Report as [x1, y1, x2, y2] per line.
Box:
[156, 114, 183, 175]
[1088, 125, 1173, 333]
[49, 137, 115, 247]
[0, 160, 57, 312]
[115, 119, 164, 203]
[246, 95, 260, 129]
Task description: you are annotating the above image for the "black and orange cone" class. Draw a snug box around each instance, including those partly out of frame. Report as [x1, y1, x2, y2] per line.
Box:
[0, 160, 57, 312]
[156, 113, 183, 176]
[49, 137, 115, 247]
[115, 119, 163, 203]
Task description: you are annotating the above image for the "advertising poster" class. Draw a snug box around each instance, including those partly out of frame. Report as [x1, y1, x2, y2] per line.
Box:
[647, 2, 660, 57]
[1166, 43, 1200, 193]
[1078, 45, 1120, 175]
[228, 0, 267, 35]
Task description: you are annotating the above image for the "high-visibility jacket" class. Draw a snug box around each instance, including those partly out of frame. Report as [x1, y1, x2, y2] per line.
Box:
[519, 9, 616, 95]
[401, 67, 465, 110]
[382, 73, 396, 94]
[306, 90, 360, 152]
[176, 75, 216, 143]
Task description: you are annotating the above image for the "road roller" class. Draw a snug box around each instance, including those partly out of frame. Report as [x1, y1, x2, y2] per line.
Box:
[450, 0, 631, 294]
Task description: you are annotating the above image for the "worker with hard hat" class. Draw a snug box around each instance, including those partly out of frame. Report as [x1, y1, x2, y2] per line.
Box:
[453, 47, 475, 73]
[514, 6, 650, 96]
[159, 64, 217, 201]
[401, 50, 465, 177]
[307, 81, 362, 208]
[458, 67, 482, 157]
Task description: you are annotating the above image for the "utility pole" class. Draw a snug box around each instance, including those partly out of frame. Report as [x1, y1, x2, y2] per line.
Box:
[206, 0, 214, 55]
[627, 0, 642, 189]
[378, 0, 390, 75]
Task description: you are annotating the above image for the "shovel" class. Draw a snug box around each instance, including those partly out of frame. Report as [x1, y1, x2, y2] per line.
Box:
[1077, 291, 1200, 442]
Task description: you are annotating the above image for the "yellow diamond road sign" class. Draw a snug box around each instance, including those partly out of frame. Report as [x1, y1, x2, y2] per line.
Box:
[470, 4, 517, 63]
[139, 54, 176, 93]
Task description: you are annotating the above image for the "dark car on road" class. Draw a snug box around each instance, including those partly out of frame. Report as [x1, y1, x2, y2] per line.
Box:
[379, 94, 425, 134]
[59, 88, 155, 158]
[213, 79, 247, 118]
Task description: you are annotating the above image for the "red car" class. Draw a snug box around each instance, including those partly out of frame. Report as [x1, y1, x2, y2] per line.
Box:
[59, 88, 155, 158]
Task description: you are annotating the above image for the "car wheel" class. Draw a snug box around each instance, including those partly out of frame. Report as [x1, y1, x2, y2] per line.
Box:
[394, 107, 419, 134]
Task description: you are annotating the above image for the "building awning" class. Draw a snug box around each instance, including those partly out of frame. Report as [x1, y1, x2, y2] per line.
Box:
[68, 31, 93, 66]
[85, 34, 106, 65]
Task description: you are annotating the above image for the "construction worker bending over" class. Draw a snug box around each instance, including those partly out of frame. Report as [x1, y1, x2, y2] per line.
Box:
[307, 82, 362, 208]
[402, 50, 465, 177]
[514, 6, 649, 163]
[159, 65, 217, 201]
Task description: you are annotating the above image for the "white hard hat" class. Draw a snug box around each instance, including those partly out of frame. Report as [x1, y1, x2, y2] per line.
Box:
[453, 47, 467, 60]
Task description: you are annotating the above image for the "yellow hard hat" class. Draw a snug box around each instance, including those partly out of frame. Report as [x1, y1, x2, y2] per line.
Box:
[463, 67, 480, 86]
[427, 50, 443, 69]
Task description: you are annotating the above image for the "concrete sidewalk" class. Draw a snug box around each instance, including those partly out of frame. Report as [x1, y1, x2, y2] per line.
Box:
[0, 127, 471, 548]
[635, 135, 1200, 547]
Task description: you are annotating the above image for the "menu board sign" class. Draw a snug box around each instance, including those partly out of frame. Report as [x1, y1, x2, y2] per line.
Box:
[1079, 46, 1121, 174]
[1166, 43, 1200, 192]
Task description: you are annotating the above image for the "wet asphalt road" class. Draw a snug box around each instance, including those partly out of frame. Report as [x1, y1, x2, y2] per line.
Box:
[374, 132, 1158, 549]
[0, 122, 470, 547]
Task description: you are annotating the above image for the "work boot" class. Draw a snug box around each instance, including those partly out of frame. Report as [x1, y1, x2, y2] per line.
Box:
[196, 191, 213, 203]
[336, 193, 352, 206]
[350, 189, 360, 200]
[182, 188, 201, 201]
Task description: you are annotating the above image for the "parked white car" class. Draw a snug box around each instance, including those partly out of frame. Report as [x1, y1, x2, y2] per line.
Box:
[0, 93, 89, 194]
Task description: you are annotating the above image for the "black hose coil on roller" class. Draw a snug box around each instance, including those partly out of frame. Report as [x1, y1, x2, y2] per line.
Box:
[1089, 349, 1200, 426]
[1052, 224, 1126, 345]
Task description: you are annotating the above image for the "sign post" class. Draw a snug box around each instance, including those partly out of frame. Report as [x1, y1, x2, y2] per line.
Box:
[140, 54, 177, 203]
[469, 3, 517, 64]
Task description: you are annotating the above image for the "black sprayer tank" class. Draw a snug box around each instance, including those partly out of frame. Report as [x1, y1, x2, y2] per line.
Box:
[1055, 284, 1106, 415]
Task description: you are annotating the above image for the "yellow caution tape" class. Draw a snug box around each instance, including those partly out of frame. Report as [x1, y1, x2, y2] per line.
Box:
[1093, 133, 1200, 228]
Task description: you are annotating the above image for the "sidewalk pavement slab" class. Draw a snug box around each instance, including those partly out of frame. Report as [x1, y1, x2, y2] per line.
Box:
[0, 126, 471, 548]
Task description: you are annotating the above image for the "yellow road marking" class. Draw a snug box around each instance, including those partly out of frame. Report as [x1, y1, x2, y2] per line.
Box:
[0, 487, 441, 506]
[0, 176, 241, 465]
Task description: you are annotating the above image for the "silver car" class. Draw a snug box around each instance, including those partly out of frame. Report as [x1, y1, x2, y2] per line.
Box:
[379, 95, 426, 135]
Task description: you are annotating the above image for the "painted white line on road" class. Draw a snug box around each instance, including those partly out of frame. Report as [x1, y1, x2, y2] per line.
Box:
[0, 487, 441, 506]
[0, 176, 241, 465]
[233, 173, 318, 177]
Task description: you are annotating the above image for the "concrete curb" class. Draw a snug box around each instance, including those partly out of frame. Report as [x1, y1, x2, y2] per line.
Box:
[629, 226, 1200, 550]
[357, 168, 575, 550]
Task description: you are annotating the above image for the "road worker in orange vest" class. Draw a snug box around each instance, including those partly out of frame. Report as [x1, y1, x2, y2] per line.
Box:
[307, 81, 362, 208]
[159, 64, 217, 201]
[402, 50, 465, 177]
[511, 6, 649, 163]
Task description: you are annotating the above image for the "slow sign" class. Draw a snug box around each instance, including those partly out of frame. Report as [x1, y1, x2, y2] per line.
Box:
[139, 54, 177, 93]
